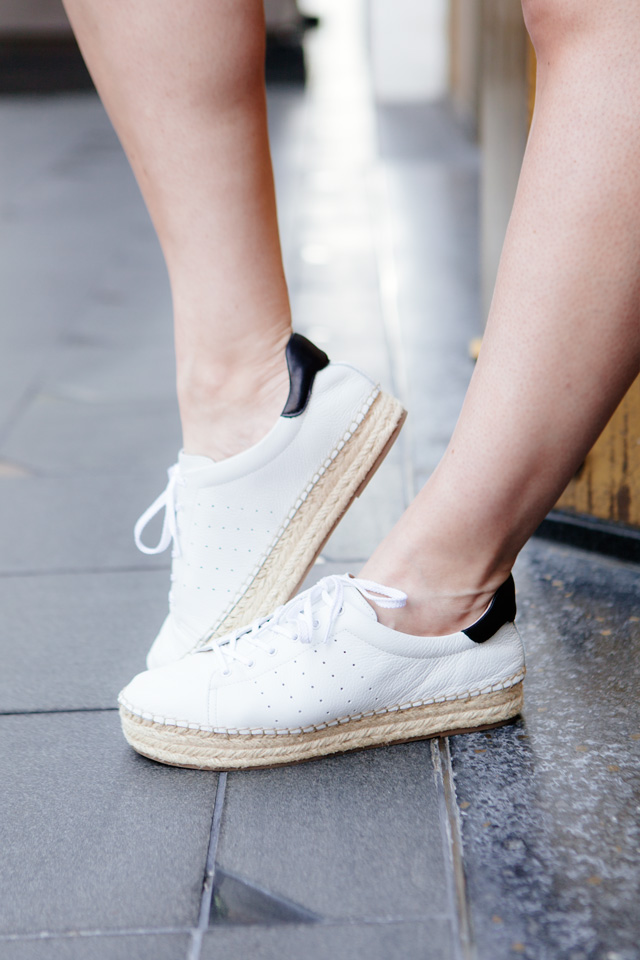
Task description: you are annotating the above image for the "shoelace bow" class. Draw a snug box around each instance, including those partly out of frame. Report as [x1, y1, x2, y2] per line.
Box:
[134, 464, 186, 558]
[198, 574, 407, 676]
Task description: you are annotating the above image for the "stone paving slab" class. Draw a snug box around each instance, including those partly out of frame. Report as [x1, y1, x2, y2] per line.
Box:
[0, 394, 180, 478]
[202, 921, 452, 960]
[0, 711, 216, 935]
[41, 338, 177, 406]
[293, 294, 394, 391]
[0, 935, 192, 960]
[0, 355, 45, 441]
[0, 569, 165, 712]
[216, 741, 450, 923]
[451, 539, 640, 960]
[382, 163, 479, 485]
[0, 474, 170, 574]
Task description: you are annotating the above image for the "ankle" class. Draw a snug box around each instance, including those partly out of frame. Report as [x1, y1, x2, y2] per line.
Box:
[359, 528, 513, 637]
[359, 560, 502, 637]
[178, 334, 290, 460]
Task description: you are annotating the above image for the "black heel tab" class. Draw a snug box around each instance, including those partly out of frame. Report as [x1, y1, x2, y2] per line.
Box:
[462, 574, 516, 644]
[281, 333, 330, 417]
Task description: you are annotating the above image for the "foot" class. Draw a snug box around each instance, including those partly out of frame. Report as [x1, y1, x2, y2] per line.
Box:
[358, 488, 514, 636]
[118, 573, 525, 769]
[179, 334, 291, 462]
[134, 334, 407, 668]
[357, 557, 499, 637]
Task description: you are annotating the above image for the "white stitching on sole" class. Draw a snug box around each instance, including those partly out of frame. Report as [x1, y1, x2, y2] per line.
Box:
[118, 667, 526, 736]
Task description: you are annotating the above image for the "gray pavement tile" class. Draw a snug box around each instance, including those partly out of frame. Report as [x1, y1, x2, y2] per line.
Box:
[0, 711, 216, 935]
[377, 100, 479, 165]
[0, 934, 191, 960]
[382, 161, 480, 482]
[0, 239, 93, 357]
[291, 292, 392, 391]
[64, 282, 173, 351]
[42, 338, 177, 406]
[384, 164, 479, 311]
[0, 355, 45, 441]
[0, 569, 166, 712]
[0, 394, 180, 477]
[0, 96, 119, 200]
[216, 741, 450, 923]
[294, 252, 378, 298]
[0, 157, 149, 365]
[450, 540, 640, 960]
[295, 193, 372, 238]
[37, 222, 171, 360]
[0, 474, 171, 574]
[0, 98, 141, 241]
[202, 921, 451, 960]
[0, 91, 171, 436]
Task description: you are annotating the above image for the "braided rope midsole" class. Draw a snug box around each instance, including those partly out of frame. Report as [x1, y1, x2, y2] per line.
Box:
[203, 390, 406, 642]
[120, 678, 524, 770]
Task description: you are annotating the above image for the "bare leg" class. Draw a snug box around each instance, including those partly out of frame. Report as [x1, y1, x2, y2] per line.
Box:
[362, 0, 640, 634]
[62, 0, 291, 460]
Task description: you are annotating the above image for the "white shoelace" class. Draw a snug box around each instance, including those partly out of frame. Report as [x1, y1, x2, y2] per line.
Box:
[199, 574, 407, 676]
[134, 464, 186, 558]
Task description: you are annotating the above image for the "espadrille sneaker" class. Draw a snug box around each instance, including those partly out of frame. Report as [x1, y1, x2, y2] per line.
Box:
[119, 573, 525, 769]
[134, 334, 406, 669]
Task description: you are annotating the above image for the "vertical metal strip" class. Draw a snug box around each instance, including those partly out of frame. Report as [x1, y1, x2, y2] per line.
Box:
[432, 738, 475, 960]
[187, 772, 228, 960]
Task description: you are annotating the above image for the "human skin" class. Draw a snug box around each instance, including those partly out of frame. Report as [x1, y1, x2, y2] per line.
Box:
[361, 0, 640, 632]
[62, 0, 640, 635]
[62, 0, 292, 461]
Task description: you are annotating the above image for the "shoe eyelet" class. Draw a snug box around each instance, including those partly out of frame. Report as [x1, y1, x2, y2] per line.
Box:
[268, 648, 277, 656]
[313, 619, 320, 629]
[222, 668, 231, 677]
[247, 660, 255, 668]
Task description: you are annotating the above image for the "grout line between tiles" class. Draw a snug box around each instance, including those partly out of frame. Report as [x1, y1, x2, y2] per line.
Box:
[0, 707, 119, 717]
[187, 772, 227, 960]
[0, 563, 170, 580]
[0, 917, 453, 943]
[431, 738, 475, 960]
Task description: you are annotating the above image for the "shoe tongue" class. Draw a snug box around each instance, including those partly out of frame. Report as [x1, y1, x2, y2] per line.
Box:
[178, 451, 216, 473]
[345, 580, 379, 622]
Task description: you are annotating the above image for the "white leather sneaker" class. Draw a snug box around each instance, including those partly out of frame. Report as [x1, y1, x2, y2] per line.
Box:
[134, 334, 406, 669]
[119, 573, 525, 769]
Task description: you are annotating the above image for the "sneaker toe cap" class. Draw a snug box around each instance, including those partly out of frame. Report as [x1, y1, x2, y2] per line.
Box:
[118, 657, 213, 727]
[146, 615, 199, 670]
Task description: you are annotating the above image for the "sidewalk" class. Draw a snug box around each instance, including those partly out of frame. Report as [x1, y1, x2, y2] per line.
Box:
[1, 4, 639, 959]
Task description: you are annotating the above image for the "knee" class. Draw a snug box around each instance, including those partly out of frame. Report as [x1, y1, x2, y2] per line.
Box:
[521, 0, 584, 56]
[523, 0, 640, 59]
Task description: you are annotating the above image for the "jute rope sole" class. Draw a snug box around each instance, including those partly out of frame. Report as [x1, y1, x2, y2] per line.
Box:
[205, 391, 406, 641]
[120, 681, 524, 770]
